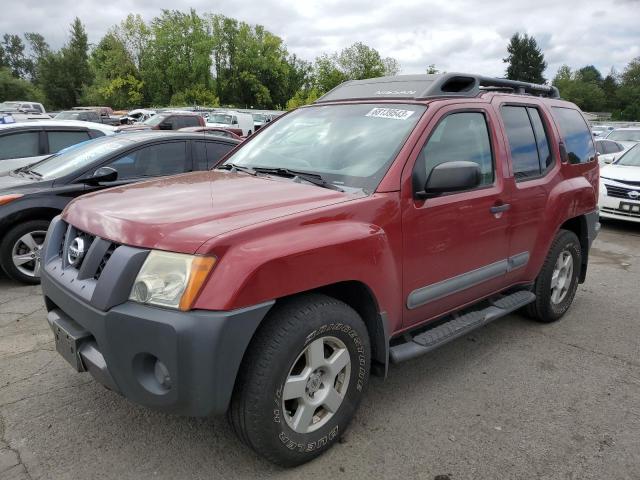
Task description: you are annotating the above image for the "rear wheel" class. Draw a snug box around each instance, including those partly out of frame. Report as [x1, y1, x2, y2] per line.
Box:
[526, 229, 581, 322]
[0, 220, 50, 284]
[228, 293, 370, 467]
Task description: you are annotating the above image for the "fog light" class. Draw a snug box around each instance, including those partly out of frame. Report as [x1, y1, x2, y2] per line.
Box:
[154, 359, 172, 389]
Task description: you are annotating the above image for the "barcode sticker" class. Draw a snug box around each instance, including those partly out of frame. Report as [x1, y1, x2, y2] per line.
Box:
[365, 108, 415, 120]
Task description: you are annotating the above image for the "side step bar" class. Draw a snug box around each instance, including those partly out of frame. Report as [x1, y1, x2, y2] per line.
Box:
[389, 290, 535, 363]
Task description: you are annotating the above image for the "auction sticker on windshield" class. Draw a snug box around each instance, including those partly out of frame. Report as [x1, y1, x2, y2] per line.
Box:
[365, 107, 415, 120]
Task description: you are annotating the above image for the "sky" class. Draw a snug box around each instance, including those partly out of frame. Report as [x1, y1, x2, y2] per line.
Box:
[1, 0, 639, 79]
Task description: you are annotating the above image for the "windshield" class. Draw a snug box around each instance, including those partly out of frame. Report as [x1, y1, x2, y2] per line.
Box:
[0, 102, 20, 111]
[55, 111, 82, 120]
[607, 130, 640, 142]
[208, 114, 233, 124]
[615, 145, 640, 167]
[27, 137, 129, 179]
[223, 103, 426, 191]
[252, 114, 266, 122]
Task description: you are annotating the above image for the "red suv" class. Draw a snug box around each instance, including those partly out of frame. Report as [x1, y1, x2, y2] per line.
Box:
[41, 73, 599, 466]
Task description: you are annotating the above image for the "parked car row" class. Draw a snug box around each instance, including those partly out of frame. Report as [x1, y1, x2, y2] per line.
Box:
[0, 131, 240, 282]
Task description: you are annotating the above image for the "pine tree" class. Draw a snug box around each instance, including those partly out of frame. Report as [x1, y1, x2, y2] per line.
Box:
[503, 33, 547, 84]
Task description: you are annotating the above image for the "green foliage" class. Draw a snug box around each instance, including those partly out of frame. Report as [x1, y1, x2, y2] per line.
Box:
[503, 33, 547, 83]
[169, 85, 219, 107]
[312, 42, 400, 95]
[553, 65, 607, 112]
[286, 88, 320, 110]
[616, 57, 640, 121]
[2, 34, 32, 79]
[0, 67, 44, 101]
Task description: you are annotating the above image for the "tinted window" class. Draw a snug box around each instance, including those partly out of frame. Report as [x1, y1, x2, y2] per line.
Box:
[48, 130, 91, 153]
[501, 106, 540, 179]
[0, 131, 40, 160]
[106, 141, 187, 180]
[419, 112, 494, 186]
[551, 107, 595, 164]
[595, 140, 605, 155]
[603, 141, 623, 154]
[179, 116, 200, 128]
[194, 141, 234, 170]
[528, 108, 553, 170]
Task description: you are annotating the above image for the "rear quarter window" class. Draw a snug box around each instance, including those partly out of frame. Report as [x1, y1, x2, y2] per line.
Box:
[551, 107, 595, 164]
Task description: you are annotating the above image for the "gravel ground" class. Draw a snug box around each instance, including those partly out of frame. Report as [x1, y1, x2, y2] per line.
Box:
[1, 220, 639, 480]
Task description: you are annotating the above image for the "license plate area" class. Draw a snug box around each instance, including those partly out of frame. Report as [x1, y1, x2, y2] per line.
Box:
[619, 201, 640, 213]
[48, 309, 92, 372]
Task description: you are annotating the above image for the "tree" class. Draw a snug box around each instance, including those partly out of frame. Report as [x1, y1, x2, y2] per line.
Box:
[0, 67, 44, 102]
[616, 57, 640, 120]
[503, 33, 547, 83]
[552, 64, 607, 112]
[170, 85, 219, 106]
[2, 34, 32, 79]
[311, 42, 400, 95]
[426, 64, 440, 74]
[576, 65, 603, 85]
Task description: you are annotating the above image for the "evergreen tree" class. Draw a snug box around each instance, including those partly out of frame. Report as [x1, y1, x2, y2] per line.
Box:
[503, 33, 547, 83]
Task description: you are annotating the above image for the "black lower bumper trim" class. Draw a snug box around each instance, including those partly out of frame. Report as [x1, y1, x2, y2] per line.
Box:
[42, 269, 274, 416]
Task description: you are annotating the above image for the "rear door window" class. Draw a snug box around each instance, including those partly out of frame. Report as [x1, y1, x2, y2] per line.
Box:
[179, 116, 201, 128]
[0, 131, 40, 160]
[551, 107, 595, 164]
[501, 106, 554, 180]
[47, 130, 91, 153]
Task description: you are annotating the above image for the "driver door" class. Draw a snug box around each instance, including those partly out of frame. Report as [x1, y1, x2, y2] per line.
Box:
[402, 105, 512, 327]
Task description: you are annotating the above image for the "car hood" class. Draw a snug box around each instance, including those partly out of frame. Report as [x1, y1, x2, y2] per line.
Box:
[0, 171, 42, 192]
[601, 164, 640, 183]
[63, 170, 354, 253]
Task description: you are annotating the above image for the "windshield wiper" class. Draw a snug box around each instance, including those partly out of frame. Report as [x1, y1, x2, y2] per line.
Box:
[15, 167, 42, 179]
[217, 163, 257, 176]
[253, 167, 344, 192]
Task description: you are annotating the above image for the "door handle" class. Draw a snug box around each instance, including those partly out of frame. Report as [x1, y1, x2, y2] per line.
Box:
[490, 203, 511, 214]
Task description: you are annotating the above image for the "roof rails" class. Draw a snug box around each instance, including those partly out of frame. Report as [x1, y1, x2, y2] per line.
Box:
[314, 73, 560, 103]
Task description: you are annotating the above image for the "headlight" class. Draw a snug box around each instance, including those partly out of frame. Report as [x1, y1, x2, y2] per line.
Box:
[129, 251, 216, 311]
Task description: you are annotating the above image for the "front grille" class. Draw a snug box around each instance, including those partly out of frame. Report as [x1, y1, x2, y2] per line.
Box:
[95, 244, 116, 280]
[602, 206, 640, 218]
[604, 183, 640, 200]
[59, 222, 119, 280]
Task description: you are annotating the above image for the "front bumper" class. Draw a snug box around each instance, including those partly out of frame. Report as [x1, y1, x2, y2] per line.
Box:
[599, 182, 640, 223]
[41, 216, 274, 416]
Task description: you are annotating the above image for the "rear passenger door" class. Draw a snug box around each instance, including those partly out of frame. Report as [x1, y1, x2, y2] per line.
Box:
[402, 105, 511, 327]
[497, 102, 557, 282]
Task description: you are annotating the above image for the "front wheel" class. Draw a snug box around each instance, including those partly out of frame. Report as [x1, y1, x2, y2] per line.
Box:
[0, 220, 50, 284]
[228, 294, 370, 467]
[526, 229, 581, 322]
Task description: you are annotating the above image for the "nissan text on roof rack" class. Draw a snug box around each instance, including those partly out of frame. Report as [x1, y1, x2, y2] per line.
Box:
[41, 73, 598, 466]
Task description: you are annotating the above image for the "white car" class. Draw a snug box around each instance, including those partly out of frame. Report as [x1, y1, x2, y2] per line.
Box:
[599, 144, 640, 223]
[0, 120, 117, 174]
[206, 110, 254, 136]
[605, 127, 640, 143]
[595, 138, 634, 165]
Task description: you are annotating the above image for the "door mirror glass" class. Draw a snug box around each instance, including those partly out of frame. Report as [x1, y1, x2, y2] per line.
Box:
[89, 166, 118, 184]
[420, 161, 481, 198]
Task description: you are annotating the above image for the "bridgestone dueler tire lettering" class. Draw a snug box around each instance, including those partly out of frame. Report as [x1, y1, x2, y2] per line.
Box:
[228, 293, 371, 467]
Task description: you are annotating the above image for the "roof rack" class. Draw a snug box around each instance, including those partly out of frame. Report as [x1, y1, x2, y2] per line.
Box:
[314, 73, 560, 103]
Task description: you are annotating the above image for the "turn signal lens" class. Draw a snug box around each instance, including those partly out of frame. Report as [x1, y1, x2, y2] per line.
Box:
[179, 256, 216, 311]
[0, 194, 23, 206]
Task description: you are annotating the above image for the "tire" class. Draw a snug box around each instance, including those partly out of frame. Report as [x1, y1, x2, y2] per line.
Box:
[0, 220, 50, 284]
[525, 229, 581, 323]
[228, 293, 371, 467]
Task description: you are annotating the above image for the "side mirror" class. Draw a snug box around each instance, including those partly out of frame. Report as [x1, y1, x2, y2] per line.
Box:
[87, 166, 118, 184]
[417, 161, 481, 198]
[604, 157, 614, 164]
[232, 118, 238, 125]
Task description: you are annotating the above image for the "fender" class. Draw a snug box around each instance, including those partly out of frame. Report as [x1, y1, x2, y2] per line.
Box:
[193, 194, 404, 334]
[523, 173, 597, 281]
